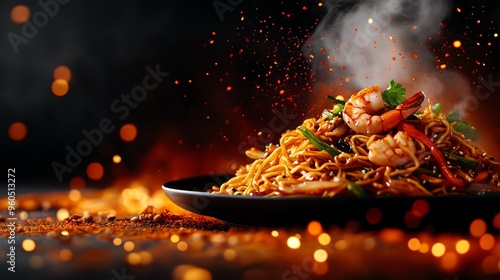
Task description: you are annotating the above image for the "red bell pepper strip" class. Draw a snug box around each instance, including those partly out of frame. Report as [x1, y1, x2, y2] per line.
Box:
[399, 122, 466, 187]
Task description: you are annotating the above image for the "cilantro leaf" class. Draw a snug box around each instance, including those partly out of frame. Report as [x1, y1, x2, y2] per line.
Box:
[382, 80, 406, 109]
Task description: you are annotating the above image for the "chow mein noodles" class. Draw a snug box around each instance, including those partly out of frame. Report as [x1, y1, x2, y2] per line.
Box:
[211, 81, 500, 197]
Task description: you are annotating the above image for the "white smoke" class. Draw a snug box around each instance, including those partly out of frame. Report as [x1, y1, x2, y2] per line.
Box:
[305, 0, 469, 108]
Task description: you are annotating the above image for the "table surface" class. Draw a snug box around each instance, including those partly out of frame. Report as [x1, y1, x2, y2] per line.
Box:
[1, 188, 500, 280]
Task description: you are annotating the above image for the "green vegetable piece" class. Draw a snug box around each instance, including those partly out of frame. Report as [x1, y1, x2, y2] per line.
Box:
[322, 109, 335, 120]
[298, 127, 342, 157]
[347, 182, 368, 197]
[445, 110, 480, 141]
[432, 103, 442, 115]
[326, 95, 346, 105]
[442, 151, 479, 170]
[382, 79, 406, 109]
[446, 110, 460, 123]
[454, 121, 479, 141]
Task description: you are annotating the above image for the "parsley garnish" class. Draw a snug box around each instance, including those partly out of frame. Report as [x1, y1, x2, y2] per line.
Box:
[382, 79, 406, 109]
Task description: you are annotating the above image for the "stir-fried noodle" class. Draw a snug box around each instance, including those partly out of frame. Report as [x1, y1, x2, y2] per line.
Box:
[212, 85, 500, 197]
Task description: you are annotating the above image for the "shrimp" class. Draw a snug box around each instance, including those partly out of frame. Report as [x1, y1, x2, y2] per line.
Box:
[343, 85, 425, 135]
[368, 131, 416, 168]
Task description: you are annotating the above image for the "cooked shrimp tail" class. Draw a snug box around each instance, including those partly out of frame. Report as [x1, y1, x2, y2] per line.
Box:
[378, 91, 425, 132]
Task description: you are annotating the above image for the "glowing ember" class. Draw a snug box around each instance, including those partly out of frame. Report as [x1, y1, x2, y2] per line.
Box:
[431, 243, 446, 257]
[287, 236, 301, 249]
[22, 239, 36, 252]
[113, 154, 122, 163]
[10, 5, 30, 24]
[8, 122, 27, 141]
[120, 123, 138, 142]
[51, 79, 69, 96]
[452, 40, 462, 48]
[86, 162, 104, 180]
[456, 240, 470, 254]
[53, 66, 72, 81]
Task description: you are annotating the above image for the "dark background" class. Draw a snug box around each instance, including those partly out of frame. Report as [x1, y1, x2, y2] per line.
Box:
[1, 0, 499, 189]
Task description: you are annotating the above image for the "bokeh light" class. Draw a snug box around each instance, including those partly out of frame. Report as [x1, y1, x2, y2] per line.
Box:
[123, 241, 135, 252]
[318, 233, 331, 246]
[119, 123, 138, 142]
[86, 162, 104, 180]
[407, 238, 421, 251]
[112, 155, 122, 163]
[366, 207, 382, 225]
[8, 122, 27, 141]
[59, 249, 73, 262]
[51, 79, 69, 96]
[441, 252, 458, 271]
[470, 219, 487, 237]
[69, 176, 86, 188]
[431, 243, 446, 257]
[479, 234, 495, 251]
[10, 5, 30, 24]
[313, 249, 328, 262]
[455, 239, 470, 254]
[307, 221, 323, 236]
[453, 40, 462, 48]
[53, 65, 72, 81]
[287, 236, 301, 249]
[22, 239, 36, 252]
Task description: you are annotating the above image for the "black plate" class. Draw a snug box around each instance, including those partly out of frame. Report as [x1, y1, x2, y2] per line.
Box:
[163, 174, 500, 231]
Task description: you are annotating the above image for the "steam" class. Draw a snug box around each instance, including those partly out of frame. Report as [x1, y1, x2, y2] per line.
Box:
[305, 0, 469, 108]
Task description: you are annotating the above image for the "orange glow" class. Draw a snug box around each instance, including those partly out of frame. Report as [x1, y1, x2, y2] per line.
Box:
[177, 241, 188, 251]
[419, 243, 430, 253]
[87, 162, 104, 180]
[380, 228, 404, 243]
[8, 122, 27, 141]
[431, 243, 446, 257]
[412, 200, 429, 217]
[120, 124, 137, 142]
[318, 233, 331, 246]
[479, 234, 495, 251]
[287, 236, 301, 249]
[312, 261, 328, 275]
[493, 213, 500, 229]
[307, 221, 323, 236]
[440, 64, 447, 69]
[69, 176, 86, 188]
[470, 219, 487, 237]
[123, 241, 135, 252]
[482, 256, 498, 274]
[226, 86, 232, 91]
[313, 249, 328, 262]
[366, 207, 382, 225]
[455, 240, 470, 254]
[53, 66, 72, 82]
[113, 155, 122, 163]
[59, 249, 73, 262]
[453, 40, 462, 48]
[11, 5, 30, 24]
[52, 79, 69, 96]
[441, 252, 458, 271]
[408, 238, 421, 251]
[22, 239, 36, 252]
